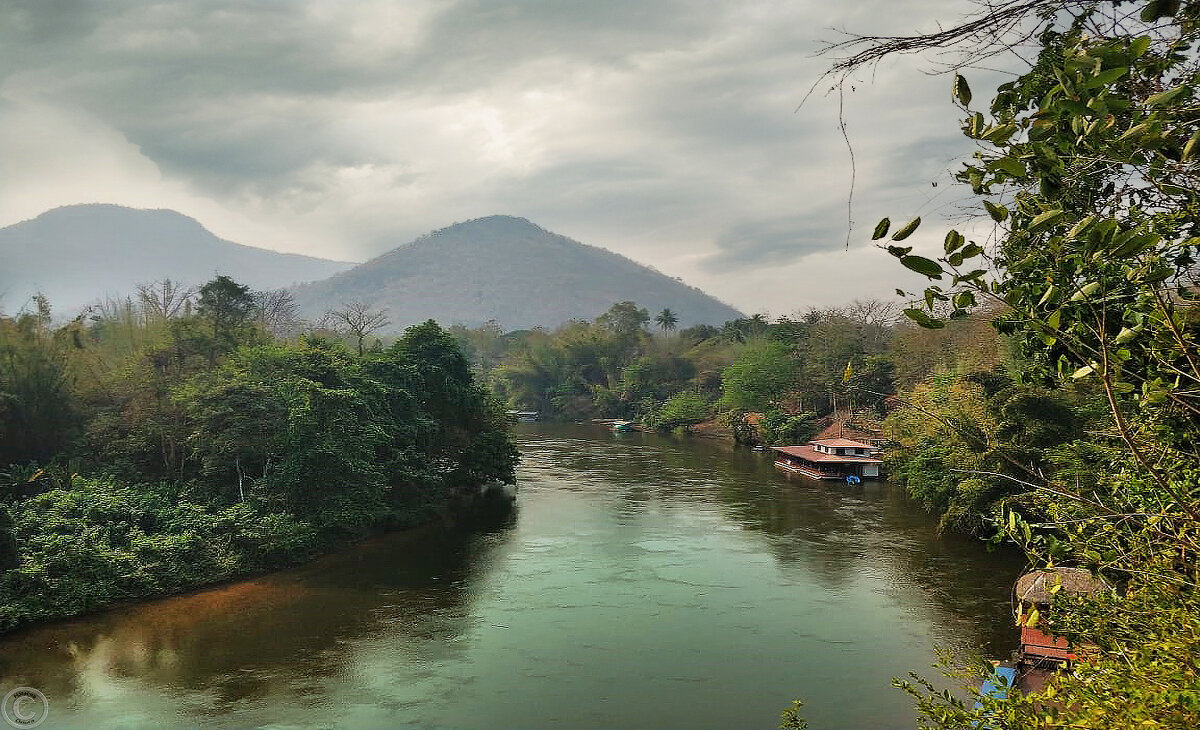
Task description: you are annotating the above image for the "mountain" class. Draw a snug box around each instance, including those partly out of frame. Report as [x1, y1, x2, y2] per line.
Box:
[292, 215, 743, 330]
[0, 204, 355, 315]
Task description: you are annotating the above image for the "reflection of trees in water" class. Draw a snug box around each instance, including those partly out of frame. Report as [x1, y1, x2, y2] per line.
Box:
[518, 425, 1021, 651]
[518, 426, 865, 586]
[0, 511, 517, 708]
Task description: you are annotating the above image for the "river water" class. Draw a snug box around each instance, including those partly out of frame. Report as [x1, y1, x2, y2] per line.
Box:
[0, 425, 1024, 729]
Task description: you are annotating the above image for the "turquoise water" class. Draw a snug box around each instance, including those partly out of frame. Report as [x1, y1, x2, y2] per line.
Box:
[0, 424, 1022, 728]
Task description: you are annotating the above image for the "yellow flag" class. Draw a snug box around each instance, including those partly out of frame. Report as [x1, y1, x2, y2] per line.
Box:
[842, 361, 854, 383]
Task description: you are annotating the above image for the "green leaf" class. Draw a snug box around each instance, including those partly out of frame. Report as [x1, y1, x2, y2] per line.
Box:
[872, 217, 891, 240]
[886, 245, 913, 258]
[903, 308, 945, 329]
[1119, 121, 1152, 141]
[1072, 364, 1095, 379]
[944, 230, 965, 254]
[1028, 209, 1065, 232]
[991, 157, 1025, 177]
[1112, 233, 1160, 258]
[1090, 67, 1128, 86]
[982, 123, 1017, 145]
[959, 243, 983, 259]
[1070, 281, 1102, 301]
[1182, 129, 1200, 161]
[1130, 36, 1151, 58]
[984, 201, 1008, 222]
[1066, 215, 1097, 240]
[891, 217, 922, 241]
[953, 74, 972, 107]
[1140, 0, 1175, 23]
[1147, 85, 1188, 106]
[899, 255, 944, 279]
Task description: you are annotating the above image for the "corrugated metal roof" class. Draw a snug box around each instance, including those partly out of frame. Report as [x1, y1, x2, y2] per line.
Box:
[811, 438, 875, 448]
[771, 445, 882, 464]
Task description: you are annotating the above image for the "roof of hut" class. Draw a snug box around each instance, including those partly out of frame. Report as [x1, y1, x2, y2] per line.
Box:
[1015, 567, 1109, 604]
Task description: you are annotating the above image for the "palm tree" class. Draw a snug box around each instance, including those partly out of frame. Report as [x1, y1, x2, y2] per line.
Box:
[655, 308, 678, 333]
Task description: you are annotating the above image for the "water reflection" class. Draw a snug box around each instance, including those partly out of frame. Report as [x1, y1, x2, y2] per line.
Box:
[0, 516, 515, 724]
[0, 424, 1023, 729]
[518, 424, 1023, 652]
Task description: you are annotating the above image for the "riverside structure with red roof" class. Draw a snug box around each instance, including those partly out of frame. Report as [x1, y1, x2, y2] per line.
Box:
[771, 438, 883, 480]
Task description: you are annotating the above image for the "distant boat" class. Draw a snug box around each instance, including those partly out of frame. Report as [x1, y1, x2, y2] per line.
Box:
[506, 410, 539, 423]
[589, 418, 638, 432]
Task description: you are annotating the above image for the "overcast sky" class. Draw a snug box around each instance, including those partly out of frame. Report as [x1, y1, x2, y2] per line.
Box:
[0, 0, 1019, 317]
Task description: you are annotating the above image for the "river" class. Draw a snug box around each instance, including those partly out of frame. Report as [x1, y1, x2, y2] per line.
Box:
[0, 424, 1024, 729]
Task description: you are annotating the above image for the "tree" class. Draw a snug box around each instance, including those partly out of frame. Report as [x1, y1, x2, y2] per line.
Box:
[254, 289, 300, 339]
[326, 300, 390, 356]
[651, 390, 711, 431]
[0, 311, 78, 467]
[719, 338, 797, 412]
[137, 279, 193, 321]
[596, 301, 650, 335]
[654, 308, 679, 333]
[840, 0, 1200, 726]
[196, 275, 258, 362]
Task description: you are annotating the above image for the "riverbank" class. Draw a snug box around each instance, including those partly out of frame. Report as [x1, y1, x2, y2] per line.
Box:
[0, 477, 515, 637]
[0, 424, 1023, 729]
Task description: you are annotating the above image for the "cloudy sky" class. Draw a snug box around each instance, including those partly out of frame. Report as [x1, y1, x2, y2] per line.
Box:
[0, 0, 1017, 316]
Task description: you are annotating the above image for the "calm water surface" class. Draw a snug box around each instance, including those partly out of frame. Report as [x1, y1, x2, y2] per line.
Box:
[0, 425, 1023, 729]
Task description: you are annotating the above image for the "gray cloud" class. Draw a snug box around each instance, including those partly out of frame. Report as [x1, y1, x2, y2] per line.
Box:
[0, 0, 1009, 314]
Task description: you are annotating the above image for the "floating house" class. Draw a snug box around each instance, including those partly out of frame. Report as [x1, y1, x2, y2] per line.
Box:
[1014, 567, 1109, 668]
[771, 438, 883, 480]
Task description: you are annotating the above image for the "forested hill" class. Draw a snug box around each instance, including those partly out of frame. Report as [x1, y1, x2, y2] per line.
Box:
[291, 215, 744, 330]
[0, 205, 355, 315]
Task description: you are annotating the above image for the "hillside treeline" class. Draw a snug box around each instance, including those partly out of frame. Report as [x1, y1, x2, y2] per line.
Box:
[454, 300, 906, 432]
[0, 276, 517, 633]
[452, 298, 1131, 544]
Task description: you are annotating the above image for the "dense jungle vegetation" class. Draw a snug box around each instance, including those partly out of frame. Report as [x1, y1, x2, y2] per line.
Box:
[822, 0, 1200, 726]
[0, 276, 517, 633]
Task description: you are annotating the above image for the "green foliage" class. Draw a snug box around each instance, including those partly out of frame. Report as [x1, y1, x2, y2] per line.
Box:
[654, 308, 679, 332]
[651, 390, 712, 431]
[0, 279, 518, 634]
[867, 1, 1200, 725]
[719, 339, 797, 412]
[596, 300, 650, 336]
[196, 275, 260, 360]
[778, 699, 809, 730]
[0, 311, 80, 466]
[0, 506, 16, 570]
[756, 409, 817, 446]
[484, 302, 900, 426]
[0, 478, 325, 632]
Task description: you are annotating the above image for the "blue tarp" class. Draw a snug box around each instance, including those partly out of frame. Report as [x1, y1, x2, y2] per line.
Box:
[977, 665, 1016, 705]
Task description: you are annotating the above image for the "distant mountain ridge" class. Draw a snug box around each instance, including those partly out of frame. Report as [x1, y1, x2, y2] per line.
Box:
[291, 215, 743, 330]
[0, 204, 355, 315]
